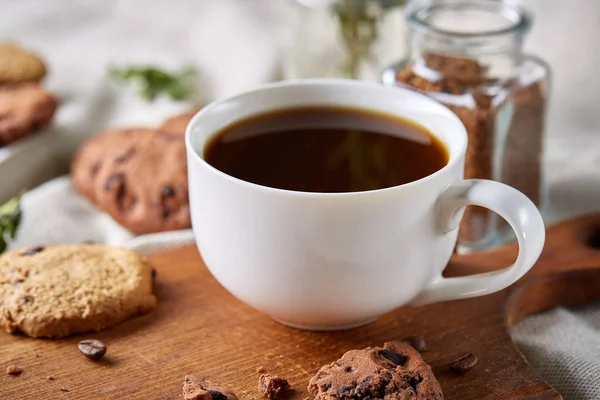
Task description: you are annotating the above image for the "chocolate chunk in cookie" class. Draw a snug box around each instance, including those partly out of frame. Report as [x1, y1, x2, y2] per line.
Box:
[0, 244, 156, 338]
[183, 375, 238, 400]
[0, 83, 57, 147]
[379, 348, 407, 366]
[0, 43, 46, 84]
[308, 341, 443, 399]
[258, 374, 290, 399]
[71, 127, 190, 234]
[21, 245, 45, 256]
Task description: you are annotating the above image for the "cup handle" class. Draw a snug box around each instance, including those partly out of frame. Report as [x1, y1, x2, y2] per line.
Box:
[411, 179, 546, 305]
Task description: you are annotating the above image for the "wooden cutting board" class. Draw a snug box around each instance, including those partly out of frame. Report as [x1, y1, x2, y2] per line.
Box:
[2, 214, 600, 400]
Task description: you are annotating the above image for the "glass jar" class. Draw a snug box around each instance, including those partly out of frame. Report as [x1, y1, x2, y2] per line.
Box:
[382, 0, 551, 250]
[283, 0, 410, 81]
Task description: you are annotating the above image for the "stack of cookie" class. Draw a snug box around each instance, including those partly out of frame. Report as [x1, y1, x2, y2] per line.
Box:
[0, 43, 57, 147]
[71, 111, 198, 234]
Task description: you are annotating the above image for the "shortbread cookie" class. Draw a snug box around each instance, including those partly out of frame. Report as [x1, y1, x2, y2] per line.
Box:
[158, 110, 198, 136]
[0, 43, 46, 83]
[183, 375, 238, 400]
[0, 244, 156, 338]
[308, 341, 443, 399]
[0, 83, 57, 146]
[71, 127, 190, 234]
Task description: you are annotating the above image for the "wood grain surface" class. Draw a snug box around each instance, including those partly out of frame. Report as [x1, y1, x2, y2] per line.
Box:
[2, 213, 600, 400]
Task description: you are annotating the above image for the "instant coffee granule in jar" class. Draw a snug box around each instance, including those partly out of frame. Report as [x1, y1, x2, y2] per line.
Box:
[383, 0, 550, 250]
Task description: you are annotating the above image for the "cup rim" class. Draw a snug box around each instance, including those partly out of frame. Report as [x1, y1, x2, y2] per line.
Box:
[185, 78, 467, 198]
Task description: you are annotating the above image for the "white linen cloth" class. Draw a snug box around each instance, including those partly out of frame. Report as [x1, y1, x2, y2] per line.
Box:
[1, 1, 600, 398]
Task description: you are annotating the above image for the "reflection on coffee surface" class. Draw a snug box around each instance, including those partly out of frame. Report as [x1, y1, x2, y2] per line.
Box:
[204, 106, 448, 193]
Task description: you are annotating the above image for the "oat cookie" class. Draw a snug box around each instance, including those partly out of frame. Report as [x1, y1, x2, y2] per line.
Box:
[71, 127, 190, 234]
[308, 341, 443, 400]
[158, 110, 198, 136]
[183, 375, 238, 400]
[0, 83, 57, 146]
[0, 43, 46, 83]
[0, 244, 156, 338]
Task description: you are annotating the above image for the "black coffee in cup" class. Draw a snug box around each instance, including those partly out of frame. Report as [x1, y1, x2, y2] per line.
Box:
[204, 106, 448, 193]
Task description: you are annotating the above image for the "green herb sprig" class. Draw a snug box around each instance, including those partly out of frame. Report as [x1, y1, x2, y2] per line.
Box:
[108, 65, 197, 101]
[332, 0, 406, 78]
[0, 194, 23, 254]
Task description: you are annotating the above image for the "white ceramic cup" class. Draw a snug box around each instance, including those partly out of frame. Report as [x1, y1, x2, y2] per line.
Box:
[185, 79, 545, 331]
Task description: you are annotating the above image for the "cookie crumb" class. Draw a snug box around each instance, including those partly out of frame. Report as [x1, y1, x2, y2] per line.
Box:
[258, 374, 290, 399]
[183, 375, 237, 400]
[6, 365, 22, 375]
[256, 366, 266, 373]
[47, 375, 55, 381]
[60, 387, 70, 392]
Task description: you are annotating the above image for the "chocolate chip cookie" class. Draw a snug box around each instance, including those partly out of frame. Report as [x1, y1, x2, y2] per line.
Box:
[158, 110, 198, 136]
[0, 244, 156, 338]
[0, 83, 57, 146]
[0, 43, 46, 84]
[308, 341, 443, 399]
[71, 127, 190, 234]
[183, 375, 238, 400]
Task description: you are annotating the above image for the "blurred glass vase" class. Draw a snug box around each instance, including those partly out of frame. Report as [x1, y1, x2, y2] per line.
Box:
[284, 0, 409, 81]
